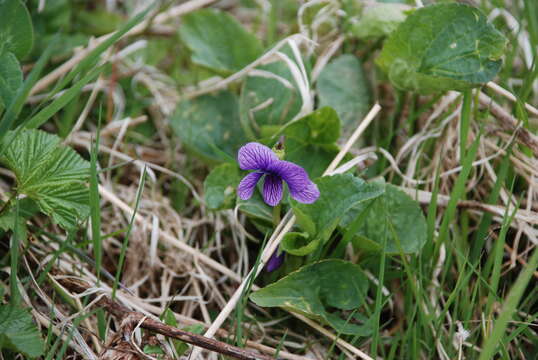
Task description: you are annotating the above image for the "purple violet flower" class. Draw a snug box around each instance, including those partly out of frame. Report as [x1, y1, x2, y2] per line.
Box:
[237, 142, 320, 206]
[266, 247, 285, 272]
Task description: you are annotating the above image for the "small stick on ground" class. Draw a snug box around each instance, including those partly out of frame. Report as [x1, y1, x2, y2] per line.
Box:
[60, 279, 275, 360]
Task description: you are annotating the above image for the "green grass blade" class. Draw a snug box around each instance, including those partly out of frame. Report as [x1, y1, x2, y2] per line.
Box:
[112, 167, 147, 299]
[49, 5, 153, 96]
[435, 132, 481, 254]
[470, 148, 511, 262]
[9, 198, 21, 306]
[478, 244, 538, 360]
[24, 65, 105, 129]
[0, 36, 57, 145]
[460, 90, 472, 157]
[90, 115, 102, 282]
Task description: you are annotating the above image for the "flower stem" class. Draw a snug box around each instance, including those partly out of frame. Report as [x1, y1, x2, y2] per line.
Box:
[272, 204, 281, 227]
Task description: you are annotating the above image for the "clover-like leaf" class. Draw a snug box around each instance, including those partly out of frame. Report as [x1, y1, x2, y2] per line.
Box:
[316, 55, 371, 128]
[0, 0, 34, 59]
[169, 91, 247, 163]
[203, 163, 241, 210]
[0, 129, 90, 230]
[0, 304, 44, 357]
[179, 9, 263, 73]
[291, 174, 385, 244]
[0, 52, 22, 108]
[376, 3, 507, 93]
[250, 260, 371, 335]
[342, 183, 427, 254]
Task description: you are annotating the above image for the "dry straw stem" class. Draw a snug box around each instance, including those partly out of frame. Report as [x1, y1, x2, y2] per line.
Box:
[486, 81, 538, 117]
[192, 103, 382, 360]
[479, 92, 538, 157]
[30, 0, 217, 95]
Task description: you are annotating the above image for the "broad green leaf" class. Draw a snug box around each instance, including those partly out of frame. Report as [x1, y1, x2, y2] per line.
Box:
[239, 60, 303, 138]
[203, 163, 241, 210]
[179, 9, 263, 73]
[351, 3, 408, 39]
[342, 184, 427, 254]
[237, 190, 273, 224]
[0, 129, 90, 229]
[0, 304, 44, 357]
[376, 3, 507, 93]
[284, 107, 341, 178]
[169, 91, 247, 163]
[291, 174, 385, 244]
[0, 0, 34, 58]
[316, 55, 370, 128]
[0, 52, 22, 108]
[280, 232, 319, 256]
[250, 260, 371, 335]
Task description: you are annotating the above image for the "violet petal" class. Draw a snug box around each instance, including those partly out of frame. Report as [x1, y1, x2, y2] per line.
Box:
[237, 172, 263, 200]
[262, 174, 283, 206]
[268, 160, 320, 203]
[266, 247, 285, 272]
[237, 142, 278, 171]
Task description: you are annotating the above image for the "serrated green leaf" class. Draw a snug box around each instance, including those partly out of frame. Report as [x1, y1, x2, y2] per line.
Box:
[316, 55, 371, 128]
[376, 3, 507, 93]
[351, 3, 407, 39]
[0, 129, 90, 229]
[342, 183, 427, 254]
[0, 304, 44, 357]
[0, 0, 34, 58]
[169, 91, 246, 163]
[250, 260, 371, 335]
[179, 9, 263, 73]
[291, 174, 385, 244]
[203, 163, 241, 210]
[239, 59, 303, 138]
[284, 107, 341, 178]
[0, 52, 22, 108]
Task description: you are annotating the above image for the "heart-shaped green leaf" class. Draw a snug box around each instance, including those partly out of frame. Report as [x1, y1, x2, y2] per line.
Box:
[169, 91, 247, 163]
[280, 232, 319, 256]
[283, 107, 341, 178]
[203, 163, 241, 210]
[0, 129, 90, 230]
[292, 174, 385, 242]
[250, 259, 371, 335]
[0, 0, 34, 59]
[240, 59, 303, 138]
[376, 3, 507, 93]
[316, 55, 371, 128]
[342, 183, 427, 254]
[179, 9, 263, 74]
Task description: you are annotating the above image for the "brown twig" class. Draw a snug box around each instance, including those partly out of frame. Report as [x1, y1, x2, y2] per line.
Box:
[60, 279, 275, 360]
[479, 92, 538, 157]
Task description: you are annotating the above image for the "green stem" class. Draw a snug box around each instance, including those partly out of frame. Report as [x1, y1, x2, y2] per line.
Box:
[272, 204, 281, 227]
[0, 193, 16, 217]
